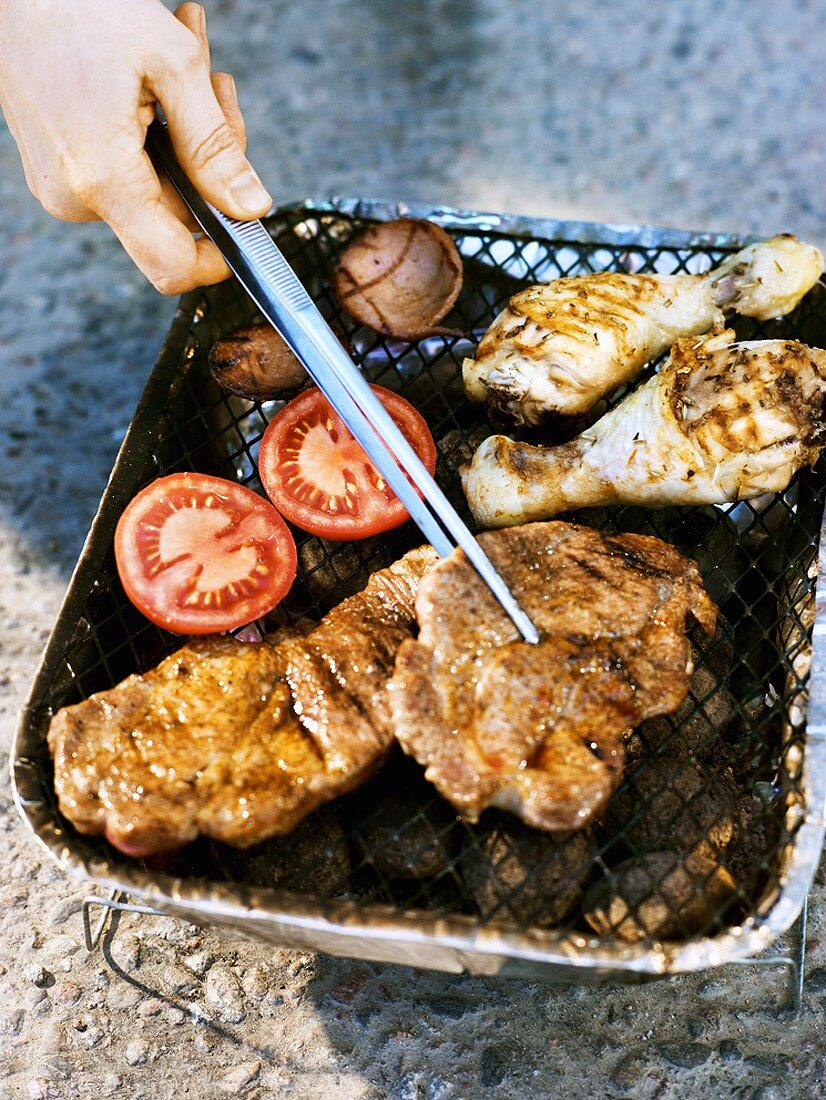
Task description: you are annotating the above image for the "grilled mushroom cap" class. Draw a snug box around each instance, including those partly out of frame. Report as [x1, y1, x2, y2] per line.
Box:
[209, 324, 307, 400]
[331, 218, 463, 340]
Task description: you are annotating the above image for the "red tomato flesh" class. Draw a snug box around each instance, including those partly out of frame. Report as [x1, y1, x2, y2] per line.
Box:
[258, 384, 437, 540]
[115, 472, 297, 634]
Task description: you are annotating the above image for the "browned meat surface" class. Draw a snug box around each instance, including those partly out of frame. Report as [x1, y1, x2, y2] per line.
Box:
[208, 323, 307, 399]
[388, 522, 716, 831]
[48, 546, 438, 856]
[462, 236, 822, 425]
[464, 331, 826, 529]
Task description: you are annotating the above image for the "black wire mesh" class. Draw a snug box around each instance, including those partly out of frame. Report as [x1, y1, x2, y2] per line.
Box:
[22, 206, 826, 953]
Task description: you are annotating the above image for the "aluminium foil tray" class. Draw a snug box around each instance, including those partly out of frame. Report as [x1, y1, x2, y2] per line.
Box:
[12, 198, 826, 982]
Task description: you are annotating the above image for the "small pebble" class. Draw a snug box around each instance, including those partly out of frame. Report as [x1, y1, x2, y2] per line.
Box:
[29, 993, 52, 1018]
[153, 918, 194, 944]
[35, 1058, 71, 1081]
[36, 1024, 63, 1055]
[138, 999, 163, 1018]
[241, 966, 270, 1001]
[24, 963, 53, 988]
[610, 1050, 647, 1091]
[395, 1072, 423, 1100]
[205, 965, 246, 1024]
[76, 1025, 105, 1050]
[47, 898, 82, 926]
[53, 982, 83, 1006]
[161, 964, 200, 998]
[47, 935, 80, 959]
[425, 1075, 451, 1100]
[107, 984, 142, 1011]
[478, 1043, 520, 1088]
[427, 996, 467, 1020]
[184, 951, 215, 977]
[719, 1039, 743, 1062]
[219, 1060, 261, 1094]
[124, 1039, 151, 1066]
[110, 934, 141, 974]
[657, 1042, 711, 1068]
[0, 1009, 25, 1037]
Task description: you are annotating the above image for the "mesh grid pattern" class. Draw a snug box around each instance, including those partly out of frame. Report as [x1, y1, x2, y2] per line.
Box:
[22, 207, 826, 953]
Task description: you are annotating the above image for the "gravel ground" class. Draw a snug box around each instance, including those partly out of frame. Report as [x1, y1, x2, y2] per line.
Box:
[1, 1, 824, 1097]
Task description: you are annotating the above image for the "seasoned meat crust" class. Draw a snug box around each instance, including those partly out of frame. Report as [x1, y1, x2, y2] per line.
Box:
[388, 522, 716, 832]
[48, 545, 438, 856]
[464, 331, 826, 529]
[462, 235, 822, 426]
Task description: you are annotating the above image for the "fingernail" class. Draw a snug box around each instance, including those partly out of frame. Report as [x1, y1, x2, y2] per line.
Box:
[196, 4, 207, 34]
[231, 169, 271, 214]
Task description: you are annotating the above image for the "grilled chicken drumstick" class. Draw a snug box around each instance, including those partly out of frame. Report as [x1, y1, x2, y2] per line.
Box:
[389, 522, 716, 832]
[463, 331, 826, 529]
[463, 235, 822, 425]
[48, 546, 438, 856]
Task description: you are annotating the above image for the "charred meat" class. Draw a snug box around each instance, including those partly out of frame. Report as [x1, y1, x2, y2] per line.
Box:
[48, 546, 438, 856]
[388, 522, 716, 832]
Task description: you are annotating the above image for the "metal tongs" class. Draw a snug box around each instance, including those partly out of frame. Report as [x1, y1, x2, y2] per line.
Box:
[146, 120, 539, 643]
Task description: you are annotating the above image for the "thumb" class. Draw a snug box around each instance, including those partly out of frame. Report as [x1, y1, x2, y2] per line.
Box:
[152, 59, 271, 219]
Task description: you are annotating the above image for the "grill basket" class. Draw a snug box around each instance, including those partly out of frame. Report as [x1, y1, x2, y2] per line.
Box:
[12, 199, 826, 982]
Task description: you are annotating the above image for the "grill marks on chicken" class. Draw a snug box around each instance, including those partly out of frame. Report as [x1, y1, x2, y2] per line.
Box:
[462, 235, 823, 425]
[464, 331, 826, 529]
[388, 522, 716, 832]
[48, 546, 438, 856]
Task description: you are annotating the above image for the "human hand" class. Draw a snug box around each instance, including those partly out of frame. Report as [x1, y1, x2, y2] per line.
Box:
[0, 0, 271, 293]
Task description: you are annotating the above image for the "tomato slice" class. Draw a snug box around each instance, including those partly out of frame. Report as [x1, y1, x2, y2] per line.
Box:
[114, 472, 297, 634]
[258, 384, 437, 540]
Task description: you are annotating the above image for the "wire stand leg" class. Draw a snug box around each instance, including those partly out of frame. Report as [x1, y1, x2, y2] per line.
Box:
[728, 894, 810, 1013]
[82, 890, 164, 954]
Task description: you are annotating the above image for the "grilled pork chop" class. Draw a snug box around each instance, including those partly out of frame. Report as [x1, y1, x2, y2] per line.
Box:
[462, 235, 822, 425]
[388, 523, 716, 831]
[463, 331, 826, 529]
[49, 546, 438, 856]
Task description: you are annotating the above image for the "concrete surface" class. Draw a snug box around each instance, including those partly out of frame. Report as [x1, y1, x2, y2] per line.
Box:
[1, 0, 825, 1096]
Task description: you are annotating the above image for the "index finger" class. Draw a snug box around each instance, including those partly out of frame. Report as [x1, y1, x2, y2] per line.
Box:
[155, 71, 248, 230]
[96, 150, 231, 294]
